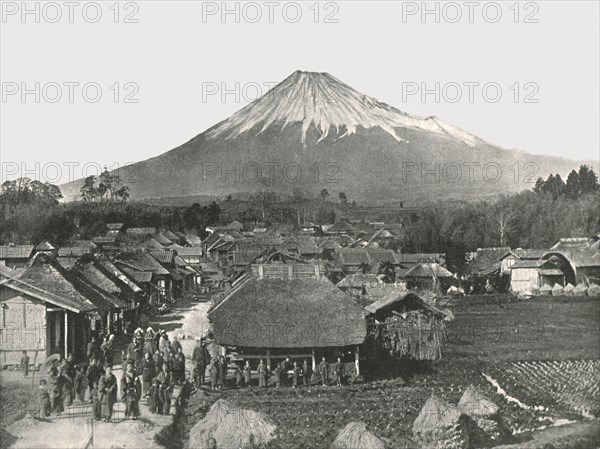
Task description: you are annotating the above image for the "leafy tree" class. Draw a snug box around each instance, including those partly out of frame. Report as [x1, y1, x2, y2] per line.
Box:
[359, 262, 371, 274]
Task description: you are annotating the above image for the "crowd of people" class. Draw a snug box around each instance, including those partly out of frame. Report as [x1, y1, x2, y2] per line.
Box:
[37, 326, 350, 422]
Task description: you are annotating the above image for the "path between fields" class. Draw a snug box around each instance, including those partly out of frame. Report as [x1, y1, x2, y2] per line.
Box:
[495, 419, 600, 449]
[4, 364, 172, 449]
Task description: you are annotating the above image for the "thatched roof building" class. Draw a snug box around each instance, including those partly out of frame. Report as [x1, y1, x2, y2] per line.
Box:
[331, 422, 386, 449]
[209, 263, 367, 373]
[210, 276, 367, 349]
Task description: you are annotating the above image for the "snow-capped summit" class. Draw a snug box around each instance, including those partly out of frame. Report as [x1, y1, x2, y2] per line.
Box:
[207, 70, 485, 147]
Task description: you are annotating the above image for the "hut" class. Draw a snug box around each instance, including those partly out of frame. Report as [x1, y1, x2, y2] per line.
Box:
[542, 237, 600, 286]
[405, 263, 454, 291]
[209, 263, 367, 374]
[0, 243, 34, 269]
[365, 291, 446, 361]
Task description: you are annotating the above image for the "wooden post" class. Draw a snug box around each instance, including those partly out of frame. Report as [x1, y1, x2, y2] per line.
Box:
[355, 345, 360, 376]
[418, 314, 422, 360]
[64, 311, 69, 358]
[266, 349, 271, 369]
[311, 349, 316, 371]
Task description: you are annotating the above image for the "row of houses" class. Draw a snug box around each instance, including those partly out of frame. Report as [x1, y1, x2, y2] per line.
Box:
[470, 236, 600, 292]
[0, 225, 215, 367]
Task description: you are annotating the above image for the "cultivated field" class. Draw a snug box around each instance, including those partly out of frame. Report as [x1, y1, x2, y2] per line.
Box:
[180, 295, 600, 449]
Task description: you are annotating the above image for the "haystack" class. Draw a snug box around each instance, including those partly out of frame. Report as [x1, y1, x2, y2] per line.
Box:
[562, 283, 575, 296]
[573, 283, 588, 296]
[457, 385, 498, 417]
[551, 283, 564, 296]
[539, 284, 552, 295]
[588, 283, 600, 297]
[189, 399, 277, 449]
[412, 395, 460, 436]
[331, 422, 386, 449]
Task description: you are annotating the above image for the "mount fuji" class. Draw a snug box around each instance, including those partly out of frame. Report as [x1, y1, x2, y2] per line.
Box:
[61, 70, 597, 204]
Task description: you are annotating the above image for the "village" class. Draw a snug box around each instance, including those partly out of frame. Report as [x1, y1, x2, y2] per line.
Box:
[0, 214, 599, 449]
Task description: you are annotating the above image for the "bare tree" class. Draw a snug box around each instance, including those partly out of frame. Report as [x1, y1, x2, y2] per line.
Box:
[496, 211, 516, 246]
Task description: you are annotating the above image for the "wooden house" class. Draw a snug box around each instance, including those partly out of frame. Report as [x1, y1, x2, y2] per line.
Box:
[0, 254, 98, 365]
[509, 259, 564, 292]
[0, 244, 34, 269]
[405, 263, 454, 291]
[542, 237, 600, 286]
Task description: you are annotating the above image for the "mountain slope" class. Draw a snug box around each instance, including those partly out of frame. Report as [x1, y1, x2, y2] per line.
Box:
[61, 70, 598, 204]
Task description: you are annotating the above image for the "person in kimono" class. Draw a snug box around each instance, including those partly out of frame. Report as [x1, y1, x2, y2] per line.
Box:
[98, 365, 118, 422]
[302, 359, 312, 387]
[38, 379, 51, 418]
[60, 355, 75, 407]
[170, 335, 182, 354]
[48, 359, 63, 414]
[159, 331, 170, 354]
[257, 359, 267, 388]
[20, 351, 30, 377]
[209, 360, 219, 391]
[153, 350, 164, 372]
[121, 362, 141, 419]
[292, 361, 300, 388]
[74, 365, 86, 402]
[318, 357, 328, 387]
[148, 378, 161, 414]
[279, 357, 291, 387]
[334, 357, 343, 386]
[234, 364, 242, 388]
[155, 363, 174, 415]
[141, 353, 155, 398]
[218, 356, 227, 389]
[243, 360, 251, 387]
[173, 347, 186, 382]
[144, 328, 155, 356]
[192, 339, 211, 387]
[101, 334, 115, 367]
[273, 365, 281, 388]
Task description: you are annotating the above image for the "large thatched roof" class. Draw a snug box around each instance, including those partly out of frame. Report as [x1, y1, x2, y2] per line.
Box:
[210, 276, 367, 348]
[331, 422, 386, 449]
[365, 291, 446, 318]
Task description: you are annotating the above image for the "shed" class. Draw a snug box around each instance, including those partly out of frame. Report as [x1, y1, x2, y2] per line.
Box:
[510, 259, 564, 292]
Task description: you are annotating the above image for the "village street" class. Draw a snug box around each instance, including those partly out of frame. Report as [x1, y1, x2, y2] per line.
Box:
[2, 298, 213, 449]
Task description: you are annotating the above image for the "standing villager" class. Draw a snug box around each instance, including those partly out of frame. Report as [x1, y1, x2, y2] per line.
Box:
[218, 356, 227, 389]
[159, 331, 170, 354]
[334, 358, 343, 386]
[148, 378, 161, 414]
[141, 353, 155, 398]
[153, 350, 164, 372]
[98, 366, 118, 422]
[257, 359, 267, 388]
[318, 357, 328, 387]
[234, 364, 242, 388]
[121, 362, 141, 419]
[171, 335, 182, 354]
[86, 358, 103, 418]
[155, 364, 174, 415]
[74, 366, 86, 402]
[192, 339, 211, 387]
[292, 362, 300, 388]
[280, 357, 291, 387]
[273, 365, 281, 389]
[48, 359, 63, 414]
[101, 334, 115, 367]
[87, 337, 99, 363]
[61, 355, 75, 406]
[144, 328, 155, 356]
[243, 360, 251, 387]
[302, 359, 312, 387]
[209, 360, 219, 391]
[38, 379, 51, 418]
[21, 351, 30, 377]
[153, 329, 162, 351]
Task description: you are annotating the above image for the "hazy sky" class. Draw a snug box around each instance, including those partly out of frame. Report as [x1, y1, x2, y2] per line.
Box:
[1, 1, 599, 184]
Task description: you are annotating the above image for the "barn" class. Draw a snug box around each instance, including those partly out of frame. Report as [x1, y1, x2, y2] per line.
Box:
[509, 259, 564, 292]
